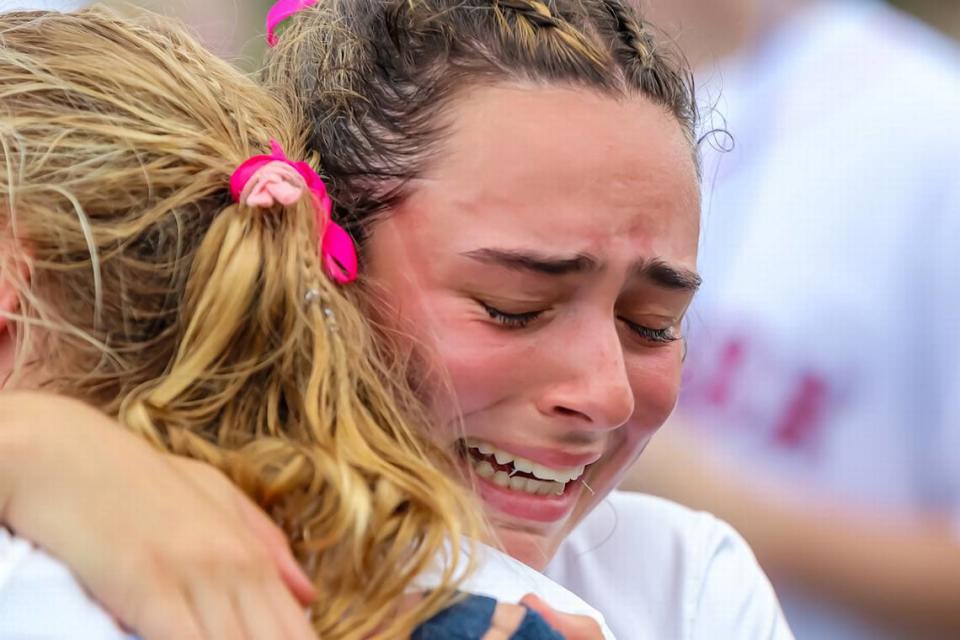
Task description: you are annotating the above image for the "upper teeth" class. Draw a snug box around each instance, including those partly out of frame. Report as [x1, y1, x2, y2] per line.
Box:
[465, 439, 586, 484]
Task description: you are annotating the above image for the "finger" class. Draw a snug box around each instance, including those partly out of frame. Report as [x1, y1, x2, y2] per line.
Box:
[520, 594, 565, 629]
[234, 490, 316, 606]
[521, 594, 603, 640]
[551, 615, 604, 640]
[132, 585, 206, 640]
[482, 603, 527, 640]
[169, 456, 316, 606]
[190, 579, 249, 640]
[235, 579, 318, 640]
[268, 580, 319, 640]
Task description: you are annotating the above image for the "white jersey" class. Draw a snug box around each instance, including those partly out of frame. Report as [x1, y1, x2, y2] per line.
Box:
[547, 491, 792, 640]
[1, 494, 790, 639]
[0, 529, 133, 639]
[0, 527, 611, 640]
[414, 540, 617, 638]
[679, 1, 960, 638]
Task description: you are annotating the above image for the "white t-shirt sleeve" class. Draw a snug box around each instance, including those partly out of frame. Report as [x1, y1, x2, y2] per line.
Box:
[546, 492, 793, 640]
[0, 528, 131, 639]
[689, 518, 792, 640]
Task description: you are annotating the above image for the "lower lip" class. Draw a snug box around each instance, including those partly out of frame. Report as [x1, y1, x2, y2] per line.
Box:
[472, 472, 584, 523]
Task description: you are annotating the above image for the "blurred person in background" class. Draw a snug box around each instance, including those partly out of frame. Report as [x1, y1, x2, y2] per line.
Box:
[623, 0, 960, 638]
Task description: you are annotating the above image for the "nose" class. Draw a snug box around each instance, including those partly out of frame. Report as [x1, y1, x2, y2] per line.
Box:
[536, 319, 635, 430]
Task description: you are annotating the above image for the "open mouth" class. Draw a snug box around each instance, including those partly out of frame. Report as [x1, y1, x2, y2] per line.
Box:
[459, 438, 588, 497]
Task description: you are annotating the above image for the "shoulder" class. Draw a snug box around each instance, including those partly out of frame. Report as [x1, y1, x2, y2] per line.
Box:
[0, 528, 130, 639]
[549, 490, 741, 568]
[547, 492, 793, 640]
[416, 540, 616, 639]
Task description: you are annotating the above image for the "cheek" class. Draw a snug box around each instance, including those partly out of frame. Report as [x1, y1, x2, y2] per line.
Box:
[430, 325, 534, 422]
[628, 348, 683, 431]
[573, 350, 682, 528]
[367, 285, 521, 439]
[609, 348, 683, 470]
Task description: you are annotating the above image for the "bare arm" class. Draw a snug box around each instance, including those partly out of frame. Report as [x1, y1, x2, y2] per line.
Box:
[0, 391, 317, 640]
[624, 425, 960, 637]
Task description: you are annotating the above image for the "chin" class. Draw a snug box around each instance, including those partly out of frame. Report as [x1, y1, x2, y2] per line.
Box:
[488, 518, 566, 571]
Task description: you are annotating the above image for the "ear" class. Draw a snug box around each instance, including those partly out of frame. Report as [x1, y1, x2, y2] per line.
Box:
[0, 245, 26, 332]
[0, 246, 28, 384]
[0, 286, 16, 387]
[0, 285, 16, 333]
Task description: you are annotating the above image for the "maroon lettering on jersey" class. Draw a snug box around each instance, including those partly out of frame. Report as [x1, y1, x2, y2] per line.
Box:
[704, 338, 746, 408]
[772, 373, 828, 450]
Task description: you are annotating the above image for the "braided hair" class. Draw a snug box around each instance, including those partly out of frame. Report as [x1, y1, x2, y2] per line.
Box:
[265, 0, 699, 242]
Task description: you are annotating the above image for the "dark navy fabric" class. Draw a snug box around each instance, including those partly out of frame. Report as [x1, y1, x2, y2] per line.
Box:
[411, 594, 565, 639]
[511, 606, 567, 640]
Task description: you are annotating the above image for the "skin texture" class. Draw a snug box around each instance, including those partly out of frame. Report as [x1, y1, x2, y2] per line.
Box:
[364, 83, 701, 569]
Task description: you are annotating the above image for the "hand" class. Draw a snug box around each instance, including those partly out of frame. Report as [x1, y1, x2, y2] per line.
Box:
[0, 391, 317, 640]
[408, 592, 605, 639]
[520, 594, 605, 639]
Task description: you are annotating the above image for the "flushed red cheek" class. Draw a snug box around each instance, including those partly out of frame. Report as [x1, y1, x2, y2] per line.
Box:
[593, 357, 683, 484]
[630, 347, 684, 425]
[434, 332, 541, 415]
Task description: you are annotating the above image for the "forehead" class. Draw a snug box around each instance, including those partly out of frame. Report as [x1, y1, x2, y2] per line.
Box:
[399, 83, 700, 265]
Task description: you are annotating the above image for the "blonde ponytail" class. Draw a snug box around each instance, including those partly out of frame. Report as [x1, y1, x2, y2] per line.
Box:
[0, 8, 478, 637]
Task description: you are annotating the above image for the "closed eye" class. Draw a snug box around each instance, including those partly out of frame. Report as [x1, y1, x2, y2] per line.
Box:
[618, 316, 679, 344]
[478, 301, 544, 329]
[478, 300, 680, 344]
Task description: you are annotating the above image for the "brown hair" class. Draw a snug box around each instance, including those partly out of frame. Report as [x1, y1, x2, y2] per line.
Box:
[0, 8, 477, 638]
[265, 0, 699, 244]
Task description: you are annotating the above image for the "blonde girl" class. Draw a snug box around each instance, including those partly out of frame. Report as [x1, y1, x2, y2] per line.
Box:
[0, 7, 482, 638]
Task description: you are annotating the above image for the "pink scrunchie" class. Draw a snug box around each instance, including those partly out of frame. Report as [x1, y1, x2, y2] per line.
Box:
[230, 140, 358, 285]
[266, 0, 318, 47]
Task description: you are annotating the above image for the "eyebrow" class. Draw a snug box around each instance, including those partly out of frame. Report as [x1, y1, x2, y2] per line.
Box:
[462, 248, 702, 292]
[462, 248, 599, 275]
[639, 258, 703, 292]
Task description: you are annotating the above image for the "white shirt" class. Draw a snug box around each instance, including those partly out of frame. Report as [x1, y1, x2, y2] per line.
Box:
[678, 1, 960, 638]
[0, 527, 613, 639]
[416, 540, 616, 639]
[547, 491, 792, 640]
[1, 494, 790, 639]
[0, 529, 132, 639]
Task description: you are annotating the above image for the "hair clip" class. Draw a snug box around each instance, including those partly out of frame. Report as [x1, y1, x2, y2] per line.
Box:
[304, 288, 323, 305]
[231, 140, 358, 284]
[304, 288, 339, 331]
[266, 0, 319, 47]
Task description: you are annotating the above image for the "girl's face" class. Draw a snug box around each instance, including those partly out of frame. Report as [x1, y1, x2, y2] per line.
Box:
[364, 84, 701, 569]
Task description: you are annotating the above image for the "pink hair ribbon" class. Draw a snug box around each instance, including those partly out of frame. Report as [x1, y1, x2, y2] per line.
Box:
[266, 0, 319, 47]
[230, 140, 358, 285]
